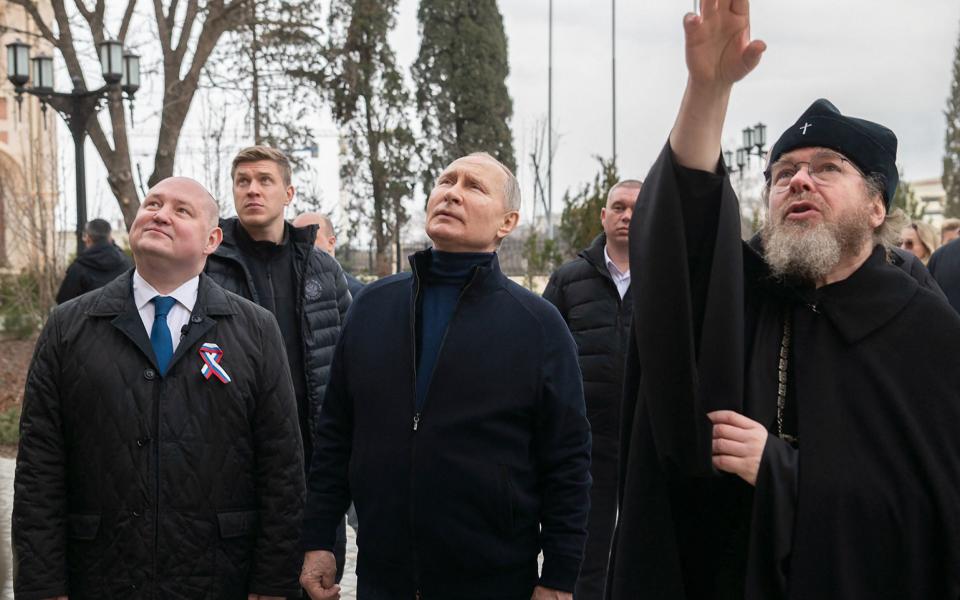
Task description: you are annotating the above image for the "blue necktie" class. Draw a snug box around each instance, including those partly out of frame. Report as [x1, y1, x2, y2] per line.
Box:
[151, 296, 177, 376]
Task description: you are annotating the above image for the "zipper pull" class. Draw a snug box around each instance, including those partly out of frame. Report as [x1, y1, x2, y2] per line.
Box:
[412, 413, 421, 431]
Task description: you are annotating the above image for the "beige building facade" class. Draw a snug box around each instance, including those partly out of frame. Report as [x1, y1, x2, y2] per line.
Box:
[911, 177, 947, 227]
[0, 0, 61, 273]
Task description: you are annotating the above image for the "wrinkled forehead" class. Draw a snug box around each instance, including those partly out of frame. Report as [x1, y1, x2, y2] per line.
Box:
[607, 186, 640, 207]
[442, 156, 507, 185]
[234, 159, 284, 178]
[146, 177, 219, 220]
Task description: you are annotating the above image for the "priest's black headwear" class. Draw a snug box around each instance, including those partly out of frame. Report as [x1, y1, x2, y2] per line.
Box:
[764, 99, 899, 207]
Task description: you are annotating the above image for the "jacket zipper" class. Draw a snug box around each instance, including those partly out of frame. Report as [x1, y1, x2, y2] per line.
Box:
[408, 264, 483, 597]
[408, 271, 422, 597]
[410, 268, 481, 431]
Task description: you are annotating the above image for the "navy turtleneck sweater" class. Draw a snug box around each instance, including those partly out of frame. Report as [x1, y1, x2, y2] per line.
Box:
[416, 249, 496, 411]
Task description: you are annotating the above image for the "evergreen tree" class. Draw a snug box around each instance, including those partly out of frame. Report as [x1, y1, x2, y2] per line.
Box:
[943, 21, 960, 218]
[317, 0, 417, 276]
[412, 0, 516, 193]
[558, 157, 620, 257]
[892, 167, 924, 221]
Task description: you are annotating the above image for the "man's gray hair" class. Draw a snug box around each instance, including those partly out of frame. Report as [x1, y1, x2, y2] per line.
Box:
[864, 173, 908, 249]
[760, 171, 905, 249]
[607, 179, 643, 204]
[467, 152, 521, 212]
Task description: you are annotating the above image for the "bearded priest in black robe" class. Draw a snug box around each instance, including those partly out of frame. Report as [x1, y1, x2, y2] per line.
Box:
[607, 2, 960, 599]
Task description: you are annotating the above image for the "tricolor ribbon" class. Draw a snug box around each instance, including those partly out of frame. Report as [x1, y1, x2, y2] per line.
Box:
[199, 342, 232, 383]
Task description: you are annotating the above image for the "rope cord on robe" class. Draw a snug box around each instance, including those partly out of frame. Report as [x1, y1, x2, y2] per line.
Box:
[777, 308, 799, 447]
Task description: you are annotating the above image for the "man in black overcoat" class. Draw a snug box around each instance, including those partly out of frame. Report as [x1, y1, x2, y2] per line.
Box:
[14, 177, 305, 599]
[608, 2, 960, 599]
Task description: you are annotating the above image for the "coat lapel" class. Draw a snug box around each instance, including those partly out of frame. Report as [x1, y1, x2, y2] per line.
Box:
[86, 271, 161, 371]
[88, 271, 239, 376]
[169, 274, 237, 373]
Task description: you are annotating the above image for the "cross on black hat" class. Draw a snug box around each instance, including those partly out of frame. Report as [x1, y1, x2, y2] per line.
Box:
[764, 99, 899, 208]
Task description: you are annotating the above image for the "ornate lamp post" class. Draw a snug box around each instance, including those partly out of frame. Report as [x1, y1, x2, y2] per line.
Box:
[6, 39, 139, 255]
[725, 122, 767, 179]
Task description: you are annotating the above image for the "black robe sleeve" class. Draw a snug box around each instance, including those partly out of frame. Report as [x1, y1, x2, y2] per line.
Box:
[628, 141, 745, 478]
[624, 141, 801, 600]
[745, 436, 797, 598]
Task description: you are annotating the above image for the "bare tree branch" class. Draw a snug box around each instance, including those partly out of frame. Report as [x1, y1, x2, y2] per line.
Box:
[6, 0, 59, 43]
[166, 0, 180, 32]
[172, 0, 202, 67]
[152, 0, 172, 53]
[72, 0, 106, 43]
[72, 0, 94, 25]
[118, 0, 137, 42]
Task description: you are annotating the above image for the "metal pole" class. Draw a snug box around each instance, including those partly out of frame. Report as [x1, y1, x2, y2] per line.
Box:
[74, 129, 86, 256]
[547, 0, 554, 239]
[612, 0, 617, 165]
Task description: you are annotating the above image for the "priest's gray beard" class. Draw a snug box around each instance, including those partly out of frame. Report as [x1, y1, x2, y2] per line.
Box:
[762, 194, 873, 282]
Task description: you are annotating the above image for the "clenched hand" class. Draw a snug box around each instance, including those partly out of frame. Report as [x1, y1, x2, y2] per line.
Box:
[708, 410, 768, 486]
[301, 550, 341, 600]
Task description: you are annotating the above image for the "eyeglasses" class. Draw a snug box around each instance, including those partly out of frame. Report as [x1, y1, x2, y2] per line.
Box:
[768, 152, 863, 192]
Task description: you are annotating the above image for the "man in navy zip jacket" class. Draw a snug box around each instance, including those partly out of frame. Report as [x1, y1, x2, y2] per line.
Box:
[300, 152, 592, 600]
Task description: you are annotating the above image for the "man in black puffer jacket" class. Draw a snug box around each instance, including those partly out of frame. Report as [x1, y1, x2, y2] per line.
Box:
[543, 179, 640, 600]
[56, 218, 132, 304]
[14, 177, 304, 599]
[205, 147, 351, 467]
[206, 147, 350, 581]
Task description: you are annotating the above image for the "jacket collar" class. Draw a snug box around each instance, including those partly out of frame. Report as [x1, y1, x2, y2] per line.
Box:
[408, 247, 508, 295]
[811, 245, 917, 344]
[747, 237, 917, 344]
[215, 216, 318, 261]
[87, 270, 237, 317]
[580, 233, 615, 280]
[87, 270, 238, 375]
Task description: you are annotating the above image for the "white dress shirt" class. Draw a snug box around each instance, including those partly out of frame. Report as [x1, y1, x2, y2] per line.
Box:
[604, 245, 631, 299]
[133, 271, 199, 354]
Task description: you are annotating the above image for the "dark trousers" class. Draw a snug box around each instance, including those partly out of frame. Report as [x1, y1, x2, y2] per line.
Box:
[575, 443, 618, 600]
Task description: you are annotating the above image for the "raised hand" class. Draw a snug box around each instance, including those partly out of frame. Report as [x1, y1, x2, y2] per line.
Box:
[684, 0, 766, 89]
[670, 0, 766, 171]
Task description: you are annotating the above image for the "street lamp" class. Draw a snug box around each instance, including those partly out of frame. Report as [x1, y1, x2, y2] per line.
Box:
[725, 121, 767, 179]
[5, 38, 140, 256]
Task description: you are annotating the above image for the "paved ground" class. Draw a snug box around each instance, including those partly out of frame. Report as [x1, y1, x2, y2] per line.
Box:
[0, 457, 13, 599]
[0, 456, 361, 600]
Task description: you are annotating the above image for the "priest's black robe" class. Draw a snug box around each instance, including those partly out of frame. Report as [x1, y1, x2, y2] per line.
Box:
[607, 143, 960, 600]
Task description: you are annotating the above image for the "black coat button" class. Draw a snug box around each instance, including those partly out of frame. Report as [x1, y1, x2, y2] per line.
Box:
[143, 369, 156, 380]
[191, 315, 202, 323]
[133, 510, 141, 517]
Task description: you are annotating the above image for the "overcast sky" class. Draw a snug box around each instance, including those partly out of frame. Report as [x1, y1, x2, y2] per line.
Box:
[470, 0, 960, 202]
[75, 0, 960, 232]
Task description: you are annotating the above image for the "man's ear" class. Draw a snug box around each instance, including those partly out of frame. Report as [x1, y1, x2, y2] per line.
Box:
[869, 196, 886, 230]
[496, 211, 520, 241]
[600, 207, 607, 226]
[204, 227, 224, 255]
[286, 185, 295, 205]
